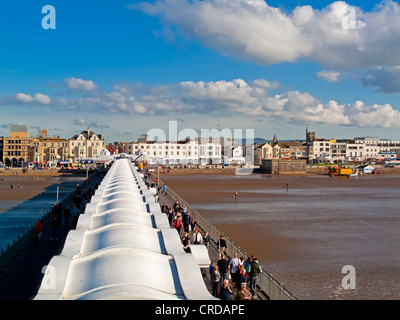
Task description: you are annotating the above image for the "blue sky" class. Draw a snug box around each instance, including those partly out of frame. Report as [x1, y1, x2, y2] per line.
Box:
[1, 0, 400, 143]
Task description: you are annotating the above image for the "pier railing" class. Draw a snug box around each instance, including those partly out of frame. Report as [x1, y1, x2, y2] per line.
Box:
[0, 171, 101, 272]
[154, 177, 297, 300]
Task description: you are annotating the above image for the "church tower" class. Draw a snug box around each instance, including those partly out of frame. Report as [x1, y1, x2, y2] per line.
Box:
[306, 126, 315, 144]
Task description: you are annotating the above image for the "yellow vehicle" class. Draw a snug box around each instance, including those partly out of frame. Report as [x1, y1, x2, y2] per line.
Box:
[328, 167, 354, 176]
[338, 168, 353, 176]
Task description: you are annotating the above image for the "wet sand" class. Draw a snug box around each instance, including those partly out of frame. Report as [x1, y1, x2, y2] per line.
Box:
[0, 171, 85, 212]
[0, 176, 62, 212]
[161, 173, 400, 300]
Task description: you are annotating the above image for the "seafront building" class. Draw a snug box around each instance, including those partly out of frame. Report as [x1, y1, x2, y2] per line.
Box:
[120, 134, 223, 165]
[0, 125, 31, 167]
[68, 128, 106, 164]
[1, 124, 399, 167]
[28, 128, 69, 165]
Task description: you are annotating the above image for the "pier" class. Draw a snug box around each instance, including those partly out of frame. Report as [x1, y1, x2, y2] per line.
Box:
[34, 158, 215, 300]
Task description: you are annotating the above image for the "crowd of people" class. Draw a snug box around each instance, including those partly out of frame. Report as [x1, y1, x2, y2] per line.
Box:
[209, 253, 262, 300]
[158, 196, 262, 300]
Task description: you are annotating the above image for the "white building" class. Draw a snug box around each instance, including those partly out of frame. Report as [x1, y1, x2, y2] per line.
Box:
[125, 135, 222, 165]
[312, 140, 332, 162]
[354, 137, 380, 161]
[225, 145, 246, 164]
[69, 128, 106, 163]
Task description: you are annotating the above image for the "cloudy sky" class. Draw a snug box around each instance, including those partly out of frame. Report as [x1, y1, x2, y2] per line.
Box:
[1, 0, 400, 143]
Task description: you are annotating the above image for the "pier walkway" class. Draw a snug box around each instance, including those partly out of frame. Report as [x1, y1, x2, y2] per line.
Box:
[154, 175, 297, 300]
[34, 158, 216, 300]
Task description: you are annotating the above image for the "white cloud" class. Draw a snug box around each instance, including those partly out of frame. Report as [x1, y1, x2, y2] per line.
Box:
[64, 77, 98, 91]
[130, 0, 400, 70]
[16, 93, 34, 103]
[317, 70, 341, 82]
[34, 93, 51, 104]
[4, 77, 400, 129]
[15, 92, 51, 104]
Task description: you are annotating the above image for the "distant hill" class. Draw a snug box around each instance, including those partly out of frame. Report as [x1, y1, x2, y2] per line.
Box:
[235, 138, 305, 145]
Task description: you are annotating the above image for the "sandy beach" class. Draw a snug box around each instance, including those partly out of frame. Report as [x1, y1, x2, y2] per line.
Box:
[0, 170, 83, 212]
[161, 173, 400, 299]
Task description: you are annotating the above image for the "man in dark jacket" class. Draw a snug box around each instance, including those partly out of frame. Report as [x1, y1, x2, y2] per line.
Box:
[183, 211, 192, 233]
[219, 279, 233, 300]
[217, 253, 229, 283]
[249, 255, 261, 298]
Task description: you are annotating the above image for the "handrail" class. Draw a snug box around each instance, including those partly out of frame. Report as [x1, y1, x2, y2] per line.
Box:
[153, 176, 297, 300]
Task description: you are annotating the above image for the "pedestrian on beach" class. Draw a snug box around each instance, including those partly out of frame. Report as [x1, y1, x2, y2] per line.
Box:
[217, 234, 228, 256]
[203, 231, 211, 250]
[219, 279, 233, 300]
[211, 265, 221, 298]
[235, 282, 252, 300]
[217, 253, 229, 283]
[248, 255, 262, 299]
[234, 191, 238, 199]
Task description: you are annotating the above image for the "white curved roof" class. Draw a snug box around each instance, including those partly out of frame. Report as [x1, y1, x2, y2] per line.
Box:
[34, 158, 215, 300]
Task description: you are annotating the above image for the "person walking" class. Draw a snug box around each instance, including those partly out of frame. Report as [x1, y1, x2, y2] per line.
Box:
[183, 211, 192, 233]
[173, 216, 182, 234]
[192, 227, 203, 244]
[63, 205, 71, 227]
[35, 219, 43, 243]
[217, 253, 229, 283]
[203, 231, 211, 250]
[228, 252, 241, 281]
[248, 255, 262, 299]
[161, 202, 169, 214]
[181, 231, 191, 253]
[211, 265, 221, 298]
[167, 208, 174, 228]
[217, 234, 227, 256]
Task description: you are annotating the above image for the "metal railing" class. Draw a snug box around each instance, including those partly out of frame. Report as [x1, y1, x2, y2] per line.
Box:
[154, 176, 297, 300]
